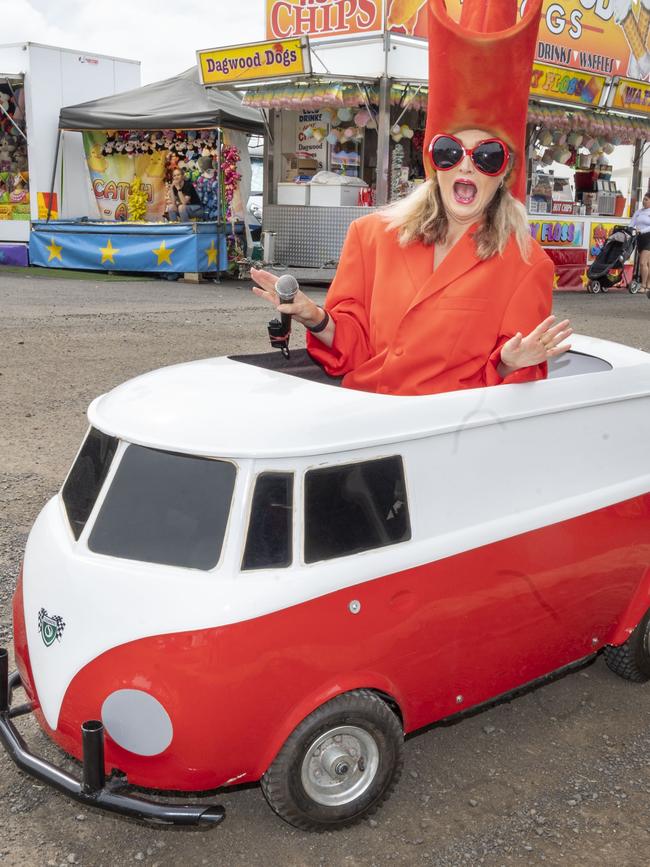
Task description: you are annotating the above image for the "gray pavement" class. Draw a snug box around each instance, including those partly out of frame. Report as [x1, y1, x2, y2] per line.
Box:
[0, 270, 649, 867]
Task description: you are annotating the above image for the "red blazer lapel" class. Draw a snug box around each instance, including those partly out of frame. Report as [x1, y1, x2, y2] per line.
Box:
[403, 224, 481, 316]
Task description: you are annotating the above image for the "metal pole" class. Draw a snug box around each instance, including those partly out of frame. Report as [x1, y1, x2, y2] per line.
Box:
[263, 110, 275, 214]
[0, 648, 8, 714]
[631, 138, 644, 213]
[375, 75, 391, 206]
[47, 130, 62, 224]
[81, 720, 105, 794]
[271, 110, 283, 204]
[216, 126, 222, 223]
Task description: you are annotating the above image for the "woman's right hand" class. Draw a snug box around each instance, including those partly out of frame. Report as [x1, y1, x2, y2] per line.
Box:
[250, 268, 324, 329]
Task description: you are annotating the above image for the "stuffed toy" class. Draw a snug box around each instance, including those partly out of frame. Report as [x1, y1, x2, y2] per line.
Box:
[9, 173, 28, 204]
[0, 144, 12, 172]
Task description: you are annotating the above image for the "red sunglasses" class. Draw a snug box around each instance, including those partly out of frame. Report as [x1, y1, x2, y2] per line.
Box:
[429, 134, 510, 176]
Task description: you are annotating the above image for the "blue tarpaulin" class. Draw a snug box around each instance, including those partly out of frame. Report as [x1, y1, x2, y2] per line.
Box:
[30, 221, 227, 273]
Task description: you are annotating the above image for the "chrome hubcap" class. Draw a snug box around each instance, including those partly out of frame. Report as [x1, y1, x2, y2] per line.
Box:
[301, 725, 379, 806]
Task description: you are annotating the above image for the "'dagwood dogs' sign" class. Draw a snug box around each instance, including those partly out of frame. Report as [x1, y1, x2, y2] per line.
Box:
[197, 38, 310, 86]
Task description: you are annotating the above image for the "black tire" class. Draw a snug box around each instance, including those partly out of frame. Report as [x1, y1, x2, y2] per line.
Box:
[590, 281, 601, 294]
[604, 609, 650, 683]
[629, 280, 640, 294]
[260, 689, 403, 831]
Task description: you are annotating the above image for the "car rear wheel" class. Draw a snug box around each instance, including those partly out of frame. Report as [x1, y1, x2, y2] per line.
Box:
[604, 608, 650, 683]
[260, 690, 403, 831]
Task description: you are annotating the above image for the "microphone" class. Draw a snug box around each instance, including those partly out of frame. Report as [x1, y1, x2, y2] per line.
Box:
[268, 274, 299, 359]
[276, 274, 299, 335]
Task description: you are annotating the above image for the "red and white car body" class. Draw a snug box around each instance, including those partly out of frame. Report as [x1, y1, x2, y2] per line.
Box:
[8, 334, 650, 824]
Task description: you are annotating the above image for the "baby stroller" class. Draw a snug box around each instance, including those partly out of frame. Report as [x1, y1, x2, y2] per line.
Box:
[587, 226, 640, 294]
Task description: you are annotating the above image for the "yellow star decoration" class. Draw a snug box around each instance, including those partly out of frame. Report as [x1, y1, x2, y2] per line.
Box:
[553, 271, 559, 289]
[46, 238, 62, 262]
[205, 240, 219, 267]
[580, 271, 590, 288]
[152, 240, 174, 266]
[100, 239, 119, 264]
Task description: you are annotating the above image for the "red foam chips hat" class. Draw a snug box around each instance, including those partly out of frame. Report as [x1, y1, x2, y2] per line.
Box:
[423, 0, 542, 202]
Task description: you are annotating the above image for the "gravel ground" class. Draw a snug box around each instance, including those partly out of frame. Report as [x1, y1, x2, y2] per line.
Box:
[1, 271, 650, 867]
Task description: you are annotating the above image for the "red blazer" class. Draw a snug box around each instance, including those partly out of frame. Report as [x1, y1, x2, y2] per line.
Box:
[307, 213, 554, 396]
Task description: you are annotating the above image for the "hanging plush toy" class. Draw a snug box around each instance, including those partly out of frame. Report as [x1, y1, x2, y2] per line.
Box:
[127, 176, 148, 221]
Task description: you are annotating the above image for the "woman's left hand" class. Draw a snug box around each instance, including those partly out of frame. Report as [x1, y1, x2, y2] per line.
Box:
[500, 315, 573, 373]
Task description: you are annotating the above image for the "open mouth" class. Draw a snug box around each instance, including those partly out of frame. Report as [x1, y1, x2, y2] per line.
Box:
[453, 180, 477, 205]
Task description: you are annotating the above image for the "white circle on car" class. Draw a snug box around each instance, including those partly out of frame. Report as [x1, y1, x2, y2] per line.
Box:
[101, 689, 173, 756]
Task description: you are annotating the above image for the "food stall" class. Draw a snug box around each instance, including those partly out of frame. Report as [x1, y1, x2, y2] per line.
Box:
[0, 42, 140, 267]
[216, 32, 429, 273]
[206, 1, 650, 287]
[30, 68, 264, 275]
[525, 62, 650, 290]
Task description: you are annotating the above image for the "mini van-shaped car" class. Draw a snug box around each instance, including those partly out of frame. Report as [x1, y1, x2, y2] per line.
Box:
[2, 335, 650, 831]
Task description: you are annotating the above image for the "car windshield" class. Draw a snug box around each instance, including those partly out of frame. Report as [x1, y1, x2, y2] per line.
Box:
[88, 445, 236, 570]
[62, 427, 118, 540]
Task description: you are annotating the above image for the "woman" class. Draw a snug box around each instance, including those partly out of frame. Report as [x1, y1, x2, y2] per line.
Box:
[251, 129, 571, 396]
[630, 193, 650, 294]
[165, 169, 203, 222]
[252, 0, 572, 396]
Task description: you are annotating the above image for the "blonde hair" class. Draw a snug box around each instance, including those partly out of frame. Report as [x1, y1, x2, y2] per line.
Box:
[382, 176, 531, 261]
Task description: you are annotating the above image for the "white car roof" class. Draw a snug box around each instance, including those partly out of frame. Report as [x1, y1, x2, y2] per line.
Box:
[88, 335, 650, 460]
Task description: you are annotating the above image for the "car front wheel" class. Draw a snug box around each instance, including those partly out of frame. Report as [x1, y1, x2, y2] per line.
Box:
[261, 689, 404, 831]
[604, 608, 650, 682]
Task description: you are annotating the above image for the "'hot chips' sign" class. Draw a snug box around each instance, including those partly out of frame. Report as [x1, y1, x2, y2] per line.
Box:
[267, 0, 383, 39]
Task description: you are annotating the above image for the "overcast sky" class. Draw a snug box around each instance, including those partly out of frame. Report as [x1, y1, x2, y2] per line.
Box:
[1, 0, 266, 83]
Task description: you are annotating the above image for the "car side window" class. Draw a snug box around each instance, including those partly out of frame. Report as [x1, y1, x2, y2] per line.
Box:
[304, 456, 410, 563]
[242, 472, 293, 570]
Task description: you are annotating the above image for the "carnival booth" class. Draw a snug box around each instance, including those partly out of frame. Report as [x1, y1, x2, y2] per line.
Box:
[526, 67, 650, 291]
[30, 68, 264, 275]
[204, 0, 650, 289]
[237, 33, 429, 274]
[236, 39, 650, 287]
[0, 42, 140, 266]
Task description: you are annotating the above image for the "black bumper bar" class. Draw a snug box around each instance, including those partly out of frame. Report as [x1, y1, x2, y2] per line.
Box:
[0, 648, 225, 827]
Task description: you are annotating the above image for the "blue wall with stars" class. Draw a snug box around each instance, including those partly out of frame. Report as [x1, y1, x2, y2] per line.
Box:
[30, 221, 228, 273]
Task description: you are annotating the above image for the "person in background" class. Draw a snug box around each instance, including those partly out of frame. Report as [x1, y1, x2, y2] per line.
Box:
[630, 193, 650, 295]
[195, 157, 221, 221]
[166, 168, 203, 221]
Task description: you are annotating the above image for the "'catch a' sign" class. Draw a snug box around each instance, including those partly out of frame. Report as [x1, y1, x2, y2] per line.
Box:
[197, 38, 310, 86]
